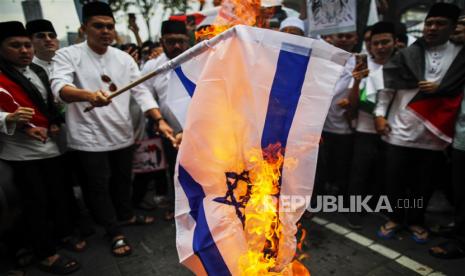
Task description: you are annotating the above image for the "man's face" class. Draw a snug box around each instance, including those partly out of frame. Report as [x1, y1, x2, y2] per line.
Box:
[332, 31, 358, 52]
[280, 26, 305, 36]
[371, 33, 395, 64]
[451, 21, 465, 44]
[83, 16, 116, 48]
[161, 33, 190, 59]
[423, 16, 455, 47]
[0, 36, 34, 67]
[31, 31, 59, 58]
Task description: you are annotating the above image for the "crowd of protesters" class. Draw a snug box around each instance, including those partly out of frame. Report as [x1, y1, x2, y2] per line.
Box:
[0, 0, 464, 275]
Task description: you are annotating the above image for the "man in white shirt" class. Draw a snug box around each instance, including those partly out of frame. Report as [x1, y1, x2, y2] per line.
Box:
[50, 2, 174, 257]
[374, 3, 464, 243]
[26, 19, 58, 76]
[141, 20, 190, 220]
[0, 20, 81, 274]
[313, 31, 357, 201]
[346, 22, 396, 229]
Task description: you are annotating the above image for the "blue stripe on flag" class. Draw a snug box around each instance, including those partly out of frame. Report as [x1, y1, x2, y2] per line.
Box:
[261, 48, 311, 150]
[178, 165, 231, 276]
[174, 67, 196, 97]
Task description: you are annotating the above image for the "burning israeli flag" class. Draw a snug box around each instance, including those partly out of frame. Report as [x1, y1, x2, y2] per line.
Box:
[162, 25, 350, 275]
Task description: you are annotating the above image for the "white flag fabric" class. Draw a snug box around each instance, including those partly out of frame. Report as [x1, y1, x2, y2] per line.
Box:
[171, 25, 350, 275]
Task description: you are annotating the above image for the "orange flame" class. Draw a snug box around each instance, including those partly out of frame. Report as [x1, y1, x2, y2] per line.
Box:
[239, 143, 310, 275]
[195, 0, 261, 41]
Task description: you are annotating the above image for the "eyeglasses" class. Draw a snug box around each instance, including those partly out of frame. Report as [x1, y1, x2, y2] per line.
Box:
[101, 74, 117, 92]
[34, 32, 57, 39]
[163, 38, 189, 46]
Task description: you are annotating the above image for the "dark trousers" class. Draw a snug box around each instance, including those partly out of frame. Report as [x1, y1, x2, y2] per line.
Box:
[348, 132, 384, 202]
[452, 149, 465, 242]
[5, 156, 72, 259]
[314, 131, 354, 197]
[384, 143, 441, 226]
[76, 146, 134, 237]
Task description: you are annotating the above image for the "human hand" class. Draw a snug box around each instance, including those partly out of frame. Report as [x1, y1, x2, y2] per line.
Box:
[374, 116, 390, 135]
[88, 90, 111, 107]
[352, 69, 369, 81]
[418, 81, 439, 94]
[173, 132, 183, 149]
[155, 119, 176, 145]
[337, 98, 350, 109]
[25, 126, 48, 143]
[49, 124, 60, 136]
[6, 107, 35, 124]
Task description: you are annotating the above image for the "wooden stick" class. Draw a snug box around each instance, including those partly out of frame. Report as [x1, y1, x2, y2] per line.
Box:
[83, 26, 236, 113]
[84, 69, 161, 112]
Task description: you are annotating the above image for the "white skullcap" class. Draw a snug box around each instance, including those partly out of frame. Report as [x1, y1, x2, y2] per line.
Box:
[279, 17, 305, 32]
[261, 0, 282, 8]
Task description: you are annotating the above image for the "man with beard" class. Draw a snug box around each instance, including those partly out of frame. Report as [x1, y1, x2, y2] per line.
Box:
[141, 20, 191, 220]
[26, 19, 58, 76]
[374, 3, 464, 243]
[346, 21, 396, 229]
[50, 2, 175, 257]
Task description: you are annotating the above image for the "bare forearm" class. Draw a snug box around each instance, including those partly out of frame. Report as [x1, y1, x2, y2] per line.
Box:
[144, 108, 163, 120]
[60, 85, 93, 103]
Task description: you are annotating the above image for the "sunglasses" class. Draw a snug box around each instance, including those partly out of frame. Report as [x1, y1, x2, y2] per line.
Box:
[101, 74, 117, 92]
[34, 32, 57, 39]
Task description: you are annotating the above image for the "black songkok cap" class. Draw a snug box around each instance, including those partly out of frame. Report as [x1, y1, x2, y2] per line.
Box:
[426, 3, 460, 23]
[370, 21, 396, 37]
[82, 1, 114, 22]
[26, 19, 56, 36]
[161, 20, 187, 36]
[0, 21, 28, 43]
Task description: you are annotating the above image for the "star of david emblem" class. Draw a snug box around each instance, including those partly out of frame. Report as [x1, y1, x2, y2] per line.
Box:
[213, 171, 252, 226]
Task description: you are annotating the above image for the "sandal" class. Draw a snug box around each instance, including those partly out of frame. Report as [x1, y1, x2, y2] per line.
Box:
[429, 240, 465, 259]
[15, 248, 34, 267]
[408, 225, 429, 244]
[164, 210, 174, 221]
[111, 236, 132, 257]
[7, 269, 26, 276]
[60, 236, 87, 252]
[377, 221, 402, 239]
[122, 214, 155, 226]
[37, 255, 80, 275]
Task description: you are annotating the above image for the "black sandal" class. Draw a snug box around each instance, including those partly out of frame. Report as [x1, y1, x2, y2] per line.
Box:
[7, 269, 26, 276]
[37, 255, 80, 275]
[61, 236, 87, 252]
[429, 240, 465, 259]
[111, 237, 132, 257]
[15, 248, 34, 267]
[122, 214, 155, 226]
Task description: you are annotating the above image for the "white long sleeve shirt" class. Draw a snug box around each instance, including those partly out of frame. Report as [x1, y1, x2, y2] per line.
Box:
[374, 41, 462, 150]
[0, 71, 60, 161]
[323, 56, 355, 134]
[141, 53, 183, 134]
[0, 111, 14, 135]
[356, 59, 383, 134]
[50, 42, 158, 152]
[33, 56, 53, 76]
